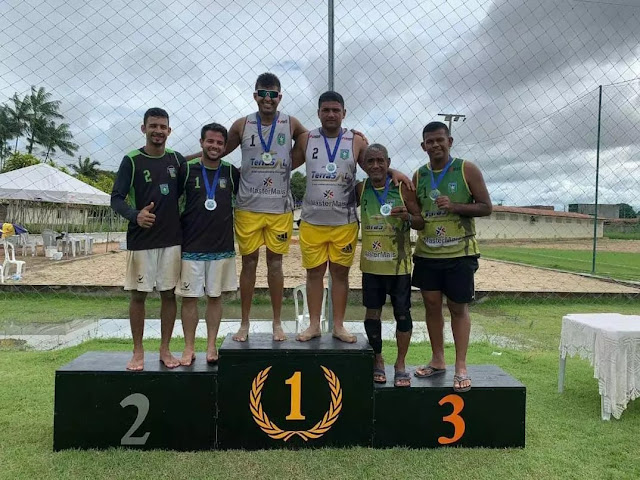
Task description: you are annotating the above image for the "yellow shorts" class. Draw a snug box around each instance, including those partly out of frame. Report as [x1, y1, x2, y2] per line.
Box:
[234, 210, 293, 256]
[299, 221, 358, 269]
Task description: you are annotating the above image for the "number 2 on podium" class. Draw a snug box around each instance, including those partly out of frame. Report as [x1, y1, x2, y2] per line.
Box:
[285, 371, 305, 420]
[438, 394, 465, 445]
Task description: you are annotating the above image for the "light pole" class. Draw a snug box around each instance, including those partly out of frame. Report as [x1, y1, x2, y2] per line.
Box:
[437, 113, 466, 134]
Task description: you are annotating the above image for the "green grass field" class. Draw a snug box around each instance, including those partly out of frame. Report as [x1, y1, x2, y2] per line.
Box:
[481, 246, 640, 281]
[604, 231, 640, 240]
[1, 296, 640, 478]
[1, 338, 639, 479]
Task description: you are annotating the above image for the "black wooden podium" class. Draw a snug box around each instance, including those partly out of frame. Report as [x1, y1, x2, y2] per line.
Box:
[53, 335, 526, 450]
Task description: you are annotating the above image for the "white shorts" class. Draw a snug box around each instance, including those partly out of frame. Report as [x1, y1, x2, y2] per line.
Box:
[175, 257, 238, 298]
[124, 245, 181, 292]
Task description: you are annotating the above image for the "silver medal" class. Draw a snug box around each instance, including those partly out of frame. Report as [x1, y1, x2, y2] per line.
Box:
[204, 198, 217, 211]
[429, 189, 441, 201]
[261, 152, 273, 164]
[380, 203, 392, 216]
[326, 162, 337, 173]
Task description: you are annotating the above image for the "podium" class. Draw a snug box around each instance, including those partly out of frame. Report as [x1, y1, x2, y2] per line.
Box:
[53, 335, 526, 450]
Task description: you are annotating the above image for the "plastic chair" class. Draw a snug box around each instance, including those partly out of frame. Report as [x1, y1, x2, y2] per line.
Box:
[0, 263, 4, 283]
[293, 284, 328, 333]
[2, 240, 26, 277]
[81, 234, 94, 254]
[41, 230, 57, 248]
[19, 233, 37, 256]
[60, 234, 81, 257]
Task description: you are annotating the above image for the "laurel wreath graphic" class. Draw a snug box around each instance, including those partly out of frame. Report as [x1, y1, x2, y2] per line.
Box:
[249, 365, 343, 442]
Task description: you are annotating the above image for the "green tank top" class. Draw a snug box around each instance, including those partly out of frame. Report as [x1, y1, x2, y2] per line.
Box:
[414, 158, 479, 258]
[359, 179, 412, 275]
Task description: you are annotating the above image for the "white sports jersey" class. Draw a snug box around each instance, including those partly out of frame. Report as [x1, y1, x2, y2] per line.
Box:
[236, 112, 293, 213]
[301, 128, 358, 226]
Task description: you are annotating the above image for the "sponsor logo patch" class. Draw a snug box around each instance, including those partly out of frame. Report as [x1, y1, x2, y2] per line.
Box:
[160, 183, 169, 195]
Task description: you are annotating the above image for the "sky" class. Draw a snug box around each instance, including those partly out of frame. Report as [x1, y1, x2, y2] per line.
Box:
[1, 0, 640, 210]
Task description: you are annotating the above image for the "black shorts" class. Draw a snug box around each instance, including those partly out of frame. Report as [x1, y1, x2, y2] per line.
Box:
[411, 255, 479, 304]
[362, 273, 412, 312]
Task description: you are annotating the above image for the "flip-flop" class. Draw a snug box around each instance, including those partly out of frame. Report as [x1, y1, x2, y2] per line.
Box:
[373, 368, 387, 384]
[453, 374, 472, 393]
[394, 370, 411, 388]
[414, 365, 446, 378]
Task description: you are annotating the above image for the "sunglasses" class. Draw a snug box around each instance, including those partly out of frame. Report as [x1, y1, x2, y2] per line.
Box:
[255, 89, 280, 99]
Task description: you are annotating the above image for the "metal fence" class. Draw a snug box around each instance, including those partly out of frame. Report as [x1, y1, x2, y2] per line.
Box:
[1, 0, 639, 349]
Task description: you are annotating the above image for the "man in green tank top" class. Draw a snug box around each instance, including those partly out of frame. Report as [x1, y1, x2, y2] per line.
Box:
[412, 122, 492, 392]
[358, 144, 424, 387]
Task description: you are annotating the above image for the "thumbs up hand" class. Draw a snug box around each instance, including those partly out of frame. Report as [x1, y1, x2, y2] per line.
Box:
[137, 202, 156, 228]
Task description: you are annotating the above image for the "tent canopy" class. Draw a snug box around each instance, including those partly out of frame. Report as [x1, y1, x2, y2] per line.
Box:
[0, 163, 110, 206]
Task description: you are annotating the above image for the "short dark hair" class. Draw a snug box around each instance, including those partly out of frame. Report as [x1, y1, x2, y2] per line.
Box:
[318, 91, 344, 109]
[143, 107, 169, 125]
[365, 143, 389, 159]
[201, 123, 228, 143]
[422, 121, 449, 138]
[255, 72, 281, 91]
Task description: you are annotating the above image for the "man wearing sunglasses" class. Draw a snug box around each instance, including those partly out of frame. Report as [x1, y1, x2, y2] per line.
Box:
[186, 73, 307, 342]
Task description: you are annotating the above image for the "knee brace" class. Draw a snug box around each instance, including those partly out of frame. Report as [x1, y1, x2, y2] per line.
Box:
[364, 319, 382, 354]
[394, 311, 413, 333]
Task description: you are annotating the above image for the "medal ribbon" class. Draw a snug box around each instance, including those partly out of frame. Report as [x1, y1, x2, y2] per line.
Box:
[371, 175, 391, 207]
[202, 163, 221, 201]
[256, 112, 280, 154]
[320, 128, 344, 166]
[429, 155, 455, 193]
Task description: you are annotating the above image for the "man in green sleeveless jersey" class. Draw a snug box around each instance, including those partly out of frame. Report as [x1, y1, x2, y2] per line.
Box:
[175, 123, 240, 366]
[412, 121, 492, 392]
[111, 108, 185, 371]
[358, 144, 424, 387]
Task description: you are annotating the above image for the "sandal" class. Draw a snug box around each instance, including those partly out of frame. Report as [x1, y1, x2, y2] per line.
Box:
[394, 370, 411, 388]
[414, 365, 446, 378]
[373, 368, 387, 384]
[453, 374, 471, 393]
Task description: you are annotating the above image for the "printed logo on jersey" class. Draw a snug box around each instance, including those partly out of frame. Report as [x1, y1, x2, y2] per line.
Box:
[160, 183, 169, 195]
[137, 275, 144, 283]
[167, 165, 177, 178]
[263, 177, 273, 187]
[182, 282, 190, 290]
[250, 157, 287, 169]
[341, 244, 353, 253]
[340, 149, 350, 160]
[436, 225, 446, 237]
[372, 240, 382, 251]
[277, 133, 286, 146]
[219, 178, 227, 189]
[275, 232, 288, 242]
[323, 190, 334, 199]
[448, 182, 457, 193]
[310, 171, 354, 185]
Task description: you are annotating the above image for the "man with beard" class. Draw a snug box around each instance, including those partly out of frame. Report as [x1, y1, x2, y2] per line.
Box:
[111, 107, 185, 371]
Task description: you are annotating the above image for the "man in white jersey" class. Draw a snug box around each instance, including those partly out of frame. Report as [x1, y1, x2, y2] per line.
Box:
[186, 73, 307, 342]
[291, 91, 368, 343]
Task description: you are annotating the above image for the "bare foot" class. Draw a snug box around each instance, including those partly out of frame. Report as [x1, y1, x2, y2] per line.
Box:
[273, 323, 287, 341]
[296, 325, 322, 342]
[159, 350, 180, 368]
[180, 348, 196, 366]
[126, 351, 144, 371]
[332, 327, 357, 343]
[206, 345, 218, 364]
[232, 325, 249, 342]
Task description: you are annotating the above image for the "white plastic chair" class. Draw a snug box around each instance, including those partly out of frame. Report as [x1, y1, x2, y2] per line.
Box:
[293, 284, 328, 333]
[41, 230, 57, 248]
[60, 235, 81, 257]
[81, 234, 94, 254]
[19, 233, 37, 256]
[0, 263, 4, 283]
[2, 240, 26, 277]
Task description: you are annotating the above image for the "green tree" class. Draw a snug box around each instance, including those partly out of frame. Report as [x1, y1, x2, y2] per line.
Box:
[69, 155, 101, 181]
[5, 93, 29, 152]
[39, 120, 78, 160]
[0, 106, 16, 167]
[23, 86, 63, 154]
[619, 203, 637, 219]
[76, 172, 114, 194]
[290, 171, 306, 204]
[1, 152, 40, 173]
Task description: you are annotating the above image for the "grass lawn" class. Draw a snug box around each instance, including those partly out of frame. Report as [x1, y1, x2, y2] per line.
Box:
[605, 231, 640, 240]
[481, 246, 640, 281]
[1, 337, 639, 479]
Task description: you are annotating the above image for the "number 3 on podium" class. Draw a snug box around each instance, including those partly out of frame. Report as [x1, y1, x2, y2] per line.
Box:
[438, 394, 465, 445]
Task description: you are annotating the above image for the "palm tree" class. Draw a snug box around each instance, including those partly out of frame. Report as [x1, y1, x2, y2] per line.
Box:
[39, 120, 78, 160]
[5, 94, 29, 152]
[0, 106, 16, 167]
[24, 86, 63, 154]
[69, 155, 101, 180]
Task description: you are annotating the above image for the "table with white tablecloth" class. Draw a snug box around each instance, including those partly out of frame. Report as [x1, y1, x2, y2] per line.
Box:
[558, 313, 640, 420]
